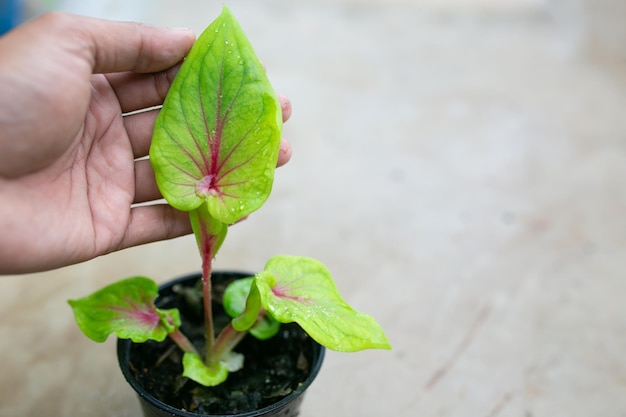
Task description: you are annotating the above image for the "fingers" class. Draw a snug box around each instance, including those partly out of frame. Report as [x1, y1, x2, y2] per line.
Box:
[67, 14, 196, 74]
[124, 108, 158, 157]
[120, 204, 192, 250]
[106, 63, 182, 113]
[277, 95, 292, 166]
[85, 13, 194, 113]
[276, 94, 292, 167]
[133, 159, 160, 204]
[277, 138, 292, 167]
[279, 94, 292, 123]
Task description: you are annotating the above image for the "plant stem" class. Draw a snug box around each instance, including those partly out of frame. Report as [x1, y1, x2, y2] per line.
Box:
[189, 206, 227, 365]
[168, 329, 200, 356]
[210, 322, 247, 364]
[202, 256, 215, 362]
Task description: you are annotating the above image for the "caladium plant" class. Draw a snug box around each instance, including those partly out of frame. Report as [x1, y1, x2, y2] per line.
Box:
[68, 6, 390, 388]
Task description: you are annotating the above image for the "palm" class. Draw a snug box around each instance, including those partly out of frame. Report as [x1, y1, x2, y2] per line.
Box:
[63, 75, 137, 258]
[0, 62, 189, 273]
[15, 74, 148, 268]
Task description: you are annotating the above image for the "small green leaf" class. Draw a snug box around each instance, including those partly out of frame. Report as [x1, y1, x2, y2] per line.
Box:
[250, 313, 280, 340]
[254, 256, 392, 352]
[68, 277, 179, 343]
[182, 352, 229, 387]
[224, 277, 280, 339]
[150, 5, 282, 224]
[229, 279, 262, 332]
[157, 308, 181, 333]
[222, 277, 254, 319]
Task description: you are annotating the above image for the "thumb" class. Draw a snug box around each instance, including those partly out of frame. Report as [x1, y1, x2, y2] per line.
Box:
[52, 12, 196, 74]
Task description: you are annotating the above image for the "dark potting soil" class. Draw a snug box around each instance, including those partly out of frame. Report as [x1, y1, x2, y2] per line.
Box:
[127, 273, 316, 415]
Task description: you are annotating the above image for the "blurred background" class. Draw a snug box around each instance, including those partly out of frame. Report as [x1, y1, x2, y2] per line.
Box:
[1, 0, 626, 416]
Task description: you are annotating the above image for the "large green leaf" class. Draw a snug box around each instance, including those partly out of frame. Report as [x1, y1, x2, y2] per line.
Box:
[150, 6, 282, 224]
[254, 256, 392, 352]
[67, 277, 180, 343]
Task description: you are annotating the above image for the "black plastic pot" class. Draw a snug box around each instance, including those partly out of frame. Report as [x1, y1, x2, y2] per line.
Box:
[117, 271, 325, 417]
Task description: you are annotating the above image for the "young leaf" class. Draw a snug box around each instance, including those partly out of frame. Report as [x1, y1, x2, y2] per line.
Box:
[150, 5, 283, 225]
[254, 256, 392, 352]
[224, 277, 280, 339]
[182, 352, 229, 387]
[223, 277, 255, 319]
[228, 278, 262, 332]
[250, 313, 281, 341]
[68, 277, 180, 343]
[189, 202, 228, 261]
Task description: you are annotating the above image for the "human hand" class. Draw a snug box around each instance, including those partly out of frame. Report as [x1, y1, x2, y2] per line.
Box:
[0, 13, 293, 274]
